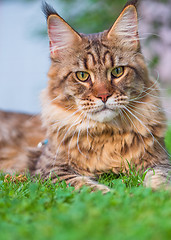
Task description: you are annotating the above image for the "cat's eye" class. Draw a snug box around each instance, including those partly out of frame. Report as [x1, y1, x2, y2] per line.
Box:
[76, 71, 90, 82]
[111, 67, 124, 78]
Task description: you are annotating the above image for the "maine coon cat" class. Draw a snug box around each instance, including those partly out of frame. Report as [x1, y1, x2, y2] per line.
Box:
[0, 0, 170, 192]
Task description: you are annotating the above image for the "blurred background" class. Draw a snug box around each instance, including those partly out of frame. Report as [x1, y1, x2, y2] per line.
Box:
[0, 0, 170, 118]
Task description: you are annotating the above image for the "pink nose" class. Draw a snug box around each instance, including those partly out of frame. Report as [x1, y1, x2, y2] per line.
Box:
[97, 93, 111, 103]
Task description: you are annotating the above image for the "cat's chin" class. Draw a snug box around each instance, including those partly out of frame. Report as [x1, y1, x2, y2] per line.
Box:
[87, 109, 119, 123]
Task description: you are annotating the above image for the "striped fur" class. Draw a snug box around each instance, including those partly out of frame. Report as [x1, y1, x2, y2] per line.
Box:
[0, 1, 170, 192]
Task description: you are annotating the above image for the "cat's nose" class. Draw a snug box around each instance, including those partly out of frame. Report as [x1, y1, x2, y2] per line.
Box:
[97, 93, 111, 103]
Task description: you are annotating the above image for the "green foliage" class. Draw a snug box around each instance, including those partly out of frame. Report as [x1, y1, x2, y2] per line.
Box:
[1, 171, 171, 240]
[98, 163, 155, 190]
[54, 0, 128, 33]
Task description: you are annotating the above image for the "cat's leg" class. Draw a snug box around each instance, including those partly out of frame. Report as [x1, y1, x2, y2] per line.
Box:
[40, 168, 110, 193]
[32, 148, 110, 193]
[60, 174, 110, 193]
[143, 165, 171, 190]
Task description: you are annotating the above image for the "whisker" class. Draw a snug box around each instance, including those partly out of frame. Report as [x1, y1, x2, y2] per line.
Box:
[126, 105, 163, 125]
[129, 101, 170, 116]
[121, 108, 146, 155]
[143, 86, 168, 92]
[86, 116, 91, 149]
[129, 76, 161, 102]
[53, 112, 85, 166]
[124, 106, 154, 143]
[67, 129, 77, 160]
[118, 108, 131, 128]
[130, 100, 171, 115]
[123, 106, 170, 158]
[128, 103, 158, 113]
[51, 108, 82, 126]
[76, 115, 88, 158]
[50, 95, 62, 102]
[128, 100, 164, 112]
[142, 92, 166, 99]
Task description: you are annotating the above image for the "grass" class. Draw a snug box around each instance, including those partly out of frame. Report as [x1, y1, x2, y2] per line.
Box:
[0, 124, 171, 240]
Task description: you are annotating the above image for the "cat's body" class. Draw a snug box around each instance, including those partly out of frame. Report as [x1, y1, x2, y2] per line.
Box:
[0, 0, 170, 192]
[0, 111, 45, 173]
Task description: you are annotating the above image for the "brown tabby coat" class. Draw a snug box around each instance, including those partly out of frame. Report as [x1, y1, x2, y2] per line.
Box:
[0, 0, 170, 192]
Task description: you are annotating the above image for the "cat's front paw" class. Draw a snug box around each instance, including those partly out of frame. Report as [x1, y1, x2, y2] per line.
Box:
[70, 176, 110, 194]
[143, 166, 171, 190]
[88, 182, 111, 194]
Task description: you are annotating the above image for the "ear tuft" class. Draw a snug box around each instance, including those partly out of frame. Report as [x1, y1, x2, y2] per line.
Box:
[45, 6, 82, 58]
[42, 1, 58, 20]
[123, 0, 139, 9]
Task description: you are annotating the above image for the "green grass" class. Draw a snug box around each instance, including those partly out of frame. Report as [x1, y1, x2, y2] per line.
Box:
[0, 125, 171, 240]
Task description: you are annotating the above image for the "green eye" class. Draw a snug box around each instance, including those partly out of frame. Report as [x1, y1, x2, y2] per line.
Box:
[76, 71, 90, 82]
[111, 67, 124, 78]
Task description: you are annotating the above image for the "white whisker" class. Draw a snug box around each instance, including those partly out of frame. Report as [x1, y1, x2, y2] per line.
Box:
[121, 108, 146, 155]
[129, 75, 161, 102]
[128, 103, 158, 113]
[119, 108, 131, 128]
[51, 108, 82, 126]
[67, 129, 77, 160]
[128, 100, 163, 111]
[50, 95, 62, 102]
[76, 115, 87, 158]
[126, 105, 162, 125]
[123, 106, 170, 157]
[53, 111, 85, 166]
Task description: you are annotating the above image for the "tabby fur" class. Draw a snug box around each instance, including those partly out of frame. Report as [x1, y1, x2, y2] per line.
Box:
[0, 0, 170, 192]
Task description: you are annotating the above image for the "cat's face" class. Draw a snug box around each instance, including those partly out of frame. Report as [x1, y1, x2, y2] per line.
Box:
[45, 2, 149, 123]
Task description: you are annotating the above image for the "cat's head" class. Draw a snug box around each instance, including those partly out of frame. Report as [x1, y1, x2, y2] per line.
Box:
[43, 0, 149, 124]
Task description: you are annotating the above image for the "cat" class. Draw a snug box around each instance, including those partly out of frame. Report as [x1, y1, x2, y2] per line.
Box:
[0, 0, 170, 192]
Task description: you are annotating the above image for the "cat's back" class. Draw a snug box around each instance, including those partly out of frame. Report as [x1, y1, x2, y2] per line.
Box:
[0, 111, 46, 173]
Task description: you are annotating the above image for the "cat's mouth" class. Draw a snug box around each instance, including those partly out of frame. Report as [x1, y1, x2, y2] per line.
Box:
[92, 106, 113, 114]
[87, 105, 119, 123]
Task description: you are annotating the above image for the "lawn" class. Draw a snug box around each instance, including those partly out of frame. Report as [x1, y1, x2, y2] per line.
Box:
[0, 125, 171, 240]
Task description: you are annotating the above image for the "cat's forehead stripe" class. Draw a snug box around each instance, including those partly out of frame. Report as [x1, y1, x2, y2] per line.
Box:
[87, 52, 96, 65]
[103, 51, 114, 66]
[82, 49, 114, 69]
[83, 52, 97, 69]
[92, 40, 101, 64]
[84, 37, 115, 68]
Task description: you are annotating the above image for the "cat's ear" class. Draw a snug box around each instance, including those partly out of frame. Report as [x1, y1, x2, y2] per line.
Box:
[107, 3, 139, 49]
[42, 2, 82, 58]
